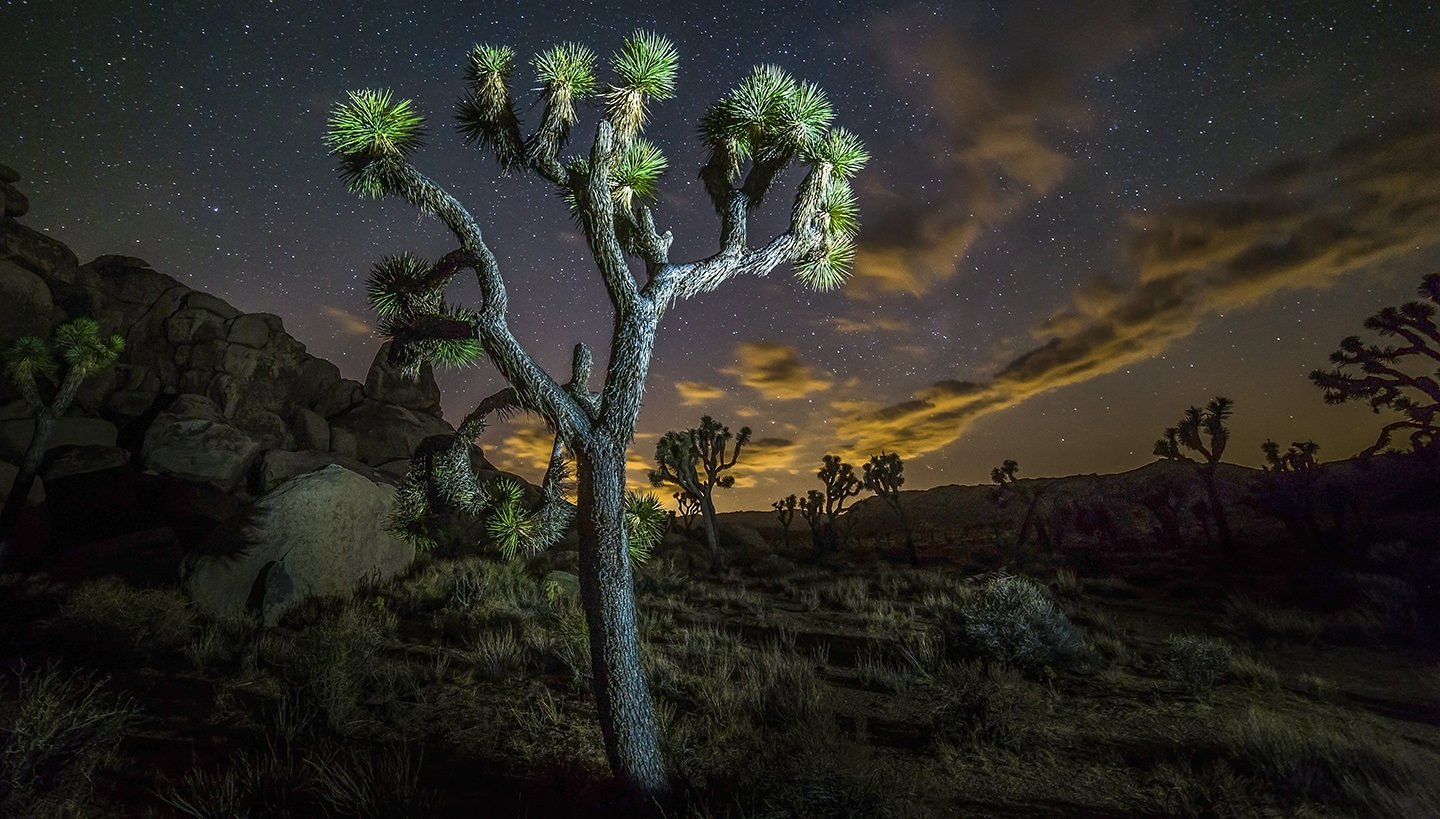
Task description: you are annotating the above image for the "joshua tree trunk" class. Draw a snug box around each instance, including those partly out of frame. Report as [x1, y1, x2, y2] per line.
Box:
[1201, 468, 1234, 557]
[698, 489, 722, 572]
[575, 442, 669, 799]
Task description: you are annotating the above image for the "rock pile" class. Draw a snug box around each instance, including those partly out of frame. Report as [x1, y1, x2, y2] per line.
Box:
[0, 161, 509, 619]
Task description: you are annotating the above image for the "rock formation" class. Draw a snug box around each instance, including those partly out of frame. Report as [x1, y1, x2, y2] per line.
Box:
[0, 161, 515, 616]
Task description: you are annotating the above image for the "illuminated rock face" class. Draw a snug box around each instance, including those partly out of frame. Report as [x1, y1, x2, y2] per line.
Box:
[182, 464, 414, 626]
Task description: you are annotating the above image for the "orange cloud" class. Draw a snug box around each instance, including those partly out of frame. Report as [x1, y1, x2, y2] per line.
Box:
[320, 304, 373, 335]
[723, 341, 833, 400]
[833, 116, 1440, 460]
[675, 380, 725, 406]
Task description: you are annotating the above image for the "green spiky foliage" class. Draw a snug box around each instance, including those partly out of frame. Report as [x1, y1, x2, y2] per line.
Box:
[1311, 273, 1440, 456]
[606, 30, 678, 143]
[863, 452, 916, 564]
[368, 250, 484, 377]
[772, 494, 798, 549]
[649, 415, 750, 572]
[326, 89, 426, 197]
[326, 35, 868, 799]
[623, 491, 667, 564]
[1, 319, 125, 562]
[456, 45, 525, 170]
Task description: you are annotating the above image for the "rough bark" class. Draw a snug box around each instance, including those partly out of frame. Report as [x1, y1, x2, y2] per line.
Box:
[575, 441, 669, 800]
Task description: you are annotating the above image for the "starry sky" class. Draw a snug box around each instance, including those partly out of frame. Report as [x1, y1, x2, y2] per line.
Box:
[3, 0, 1438, 511]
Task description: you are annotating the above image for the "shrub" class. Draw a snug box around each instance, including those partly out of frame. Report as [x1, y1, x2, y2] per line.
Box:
[950, 574, 1084, 671]
[1217, 596, 1324, 645]
[0, 665, 138, 818]
[63, 577, 197, 663]
[1160, 634, 1234, 692]
[927, 659, 1048, 752]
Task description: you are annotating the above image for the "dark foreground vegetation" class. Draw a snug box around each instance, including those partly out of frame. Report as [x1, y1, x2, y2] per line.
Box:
[3, 449, 1438, 818]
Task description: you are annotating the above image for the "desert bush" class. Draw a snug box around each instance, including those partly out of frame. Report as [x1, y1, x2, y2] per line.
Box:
[267, 601, 396, 733]
[1083, 632, 1132, 668]
[927, 659, 1049, 752]
[185, 609, 263, 673]
[306, 742, 438, 819]
[62, 576, 197, 664]
[0, 665, 138, 819]
[1160, 634, 1234, 693]
[948, 574, 1084, 671]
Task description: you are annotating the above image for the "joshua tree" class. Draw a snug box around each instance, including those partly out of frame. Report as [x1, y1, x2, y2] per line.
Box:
[815, 454, 862, 554]
[1261, 439, 1319, 472]
[325, 32, 866, 800]
[0, 318, 124, 564]
[1168, 396, 1235, 556]
[672, 491, 702, 533]
[1311, 274, 1440, 456]
[989, 458, 1047, 559]
[799, 488, 825, 552]
[649, 415, 750, 572]
[862, 452, 915, 564]
[772, 493, 798, 549]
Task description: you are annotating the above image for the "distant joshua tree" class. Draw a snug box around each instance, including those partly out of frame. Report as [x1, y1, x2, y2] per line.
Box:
[1166, 396, 1235, 556]
[1153, 428, 1186, 461]
[772, 493, 798, 549]
[1, 318, 124, 566]
[1261, 439, 1319, 472]
[673, 491, 701, 533]
[863, 452, 915, 563]
[799, 489, 825, 553]
[816, 454, 862, 554]
[650, 415, 750, 572]
[1311, 273, 1440, 456]
[990, 458, 1048, 559]
[325, 29, 868, 797]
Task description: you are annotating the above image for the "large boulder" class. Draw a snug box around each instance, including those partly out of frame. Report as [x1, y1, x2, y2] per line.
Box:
[181, 465, 415, 625]
[256, 448, 392, 494]
[0, 402, 119, 466]
[141, 393, 261, 493]
[38, 444, 131, 482]
[0, 259, 52, 347]
[364, 342, 443, 414]
[329, 398, 452, 467]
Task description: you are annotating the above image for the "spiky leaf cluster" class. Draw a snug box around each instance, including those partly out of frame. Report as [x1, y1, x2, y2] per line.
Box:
[368, 251, 483, 377]
[1173, 397, 1233, 466]
[326, 89, 425, 197]
[534, 43, 598, 129]
[700, 66, 832, 176]
[611, 138, 667, 211]
[624, 491, 667, 564]
[605, 31, 678, 143]
[456, 44, 524, 170]
[4, 319, 124, 393]
[3, 336, 57, 384]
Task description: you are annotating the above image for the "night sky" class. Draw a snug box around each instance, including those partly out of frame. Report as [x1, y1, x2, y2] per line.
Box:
[3, 1, 1438, 511]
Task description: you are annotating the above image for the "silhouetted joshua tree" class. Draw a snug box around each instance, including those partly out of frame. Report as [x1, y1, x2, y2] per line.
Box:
[673, 491, 701, 534]
[1, 318, 124, 567]
[772, 493, 798, 549]
[863, 452, 916, 564]
[650, 415, 750, 572]
[816, 454, 862, 554]
[1311, 273, 1440, 456]
[1261, 439, 1319, 472]
[1171, 396, 1235, 556]
[799, 489, 825, 552]
[325, 31, 868, 800]
[990, 458, 1047, 560]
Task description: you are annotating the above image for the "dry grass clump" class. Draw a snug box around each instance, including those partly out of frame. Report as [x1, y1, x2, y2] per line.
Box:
[0, 664, 138, 819]
[62, 576, 198, 664]
[1225, 651, 1281, 691]
[926, 659, 1050, 753]
[1217, 596, 1326, 645]
[1222, 707, 1440, 818]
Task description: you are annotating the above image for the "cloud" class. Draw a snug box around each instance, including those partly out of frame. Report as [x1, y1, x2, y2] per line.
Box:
[834, 116, 1440, 459]
[847, 2, 1171, 300]
[722, 341, 833, 400]
[675, 380, 726, 406]
[320, 304, 373, 335]
[830, 314, 912, 334]
[489, 420, 557, 474]
[730, 437, 801, 488]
